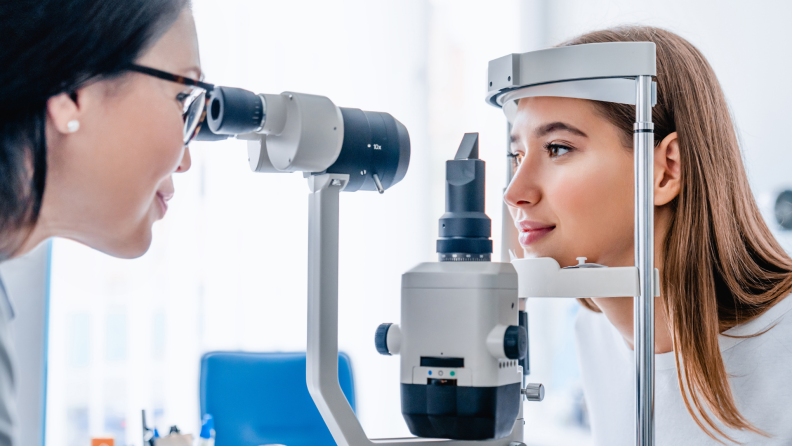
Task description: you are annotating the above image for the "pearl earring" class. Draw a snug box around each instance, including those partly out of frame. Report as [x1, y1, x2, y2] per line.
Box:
[67, 120, 80, 133]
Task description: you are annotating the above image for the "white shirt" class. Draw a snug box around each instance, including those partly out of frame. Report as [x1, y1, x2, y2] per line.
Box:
[0, 276, 15, 446]
[575, 295, 792, 445]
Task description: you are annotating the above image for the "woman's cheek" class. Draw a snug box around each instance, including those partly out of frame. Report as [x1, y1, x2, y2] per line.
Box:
[143, 104, 185, 181]
[113, 105, 180, 235]
[551, 170, 597, 222]
[567, 166, 634, 263]
[549, 169, 615, 256]
[115, 87, 183, 184]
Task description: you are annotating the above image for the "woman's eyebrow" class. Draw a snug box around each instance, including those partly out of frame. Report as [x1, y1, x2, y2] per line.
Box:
[534, 122, 588, 138]
[181, 65, 203, 81]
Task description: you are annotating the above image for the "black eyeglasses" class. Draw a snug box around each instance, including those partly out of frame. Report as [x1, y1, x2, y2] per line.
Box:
[127, 64, 215, 145]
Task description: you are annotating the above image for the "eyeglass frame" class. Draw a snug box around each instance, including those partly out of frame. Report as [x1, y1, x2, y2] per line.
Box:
[126, 64, 215, 145]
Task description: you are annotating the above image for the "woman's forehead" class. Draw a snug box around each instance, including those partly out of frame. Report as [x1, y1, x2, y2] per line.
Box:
[139, 8, 201, 75]
[512, 97, 602, 137]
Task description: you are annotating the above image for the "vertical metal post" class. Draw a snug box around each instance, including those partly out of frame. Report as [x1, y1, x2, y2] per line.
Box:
[501, 122, 517, 263]
[502, 122, 528, 446]
[505, 122, 515, 185]
[634, 75, 655, 446]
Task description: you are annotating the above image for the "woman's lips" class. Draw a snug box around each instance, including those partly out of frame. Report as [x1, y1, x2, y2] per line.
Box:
[155, 191, 173, 218]
[517, 221, 555, 246]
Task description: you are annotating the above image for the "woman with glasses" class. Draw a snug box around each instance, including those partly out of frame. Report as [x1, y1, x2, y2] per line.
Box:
[0, 1, 209, 443]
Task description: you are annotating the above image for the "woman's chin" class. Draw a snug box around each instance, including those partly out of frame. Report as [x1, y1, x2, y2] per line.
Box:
[124, 231, 154, 258]
[520, 246, 579, 268]
[115, 243, 151, 259]
[92, 227, 153, 259]
[519, 242, 557, 260]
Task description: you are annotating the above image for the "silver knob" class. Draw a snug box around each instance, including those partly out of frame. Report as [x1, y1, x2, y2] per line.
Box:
[521, 383, 544, 402]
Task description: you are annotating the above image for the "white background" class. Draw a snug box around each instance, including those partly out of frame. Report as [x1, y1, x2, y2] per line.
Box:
[41, 1, 792, 446]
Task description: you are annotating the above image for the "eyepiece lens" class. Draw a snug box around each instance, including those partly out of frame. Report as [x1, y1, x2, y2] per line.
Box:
[206, 86, 264, 135]
[211, 98, 221, 121]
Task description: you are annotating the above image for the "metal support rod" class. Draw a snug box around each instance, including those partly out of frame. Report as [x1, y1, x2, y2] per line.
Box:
[633, 75, 655, 446]
[501, 122, 517, 263]
[306, 174, 371, 446]
[505, 122, 515, 186]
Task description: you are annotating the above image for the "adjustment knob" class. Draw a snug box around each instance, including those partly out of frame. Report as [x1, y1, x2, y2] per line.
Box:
[776, 190, 792, 230]
[375, 323, 401, 355]
[375, 323, 392, 355]
[504, 325, 527, 360]
[522, 383, 544, 402]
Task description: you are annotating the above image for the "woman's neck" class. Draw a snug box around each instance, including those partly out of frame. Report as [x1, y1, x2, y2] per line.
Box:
[590, 208, 675, 354]
[591, 295, 674, 353]
[6, 219, 53, 260]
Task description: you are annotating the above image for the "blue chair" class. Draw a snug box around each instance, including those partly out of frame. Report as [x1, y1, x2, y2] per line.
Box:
[200, 351, 356, 446]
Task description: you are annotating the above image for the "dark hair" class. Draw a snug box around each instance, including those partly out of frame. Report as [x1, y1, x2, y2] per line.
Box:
[0, 0, 188, 257]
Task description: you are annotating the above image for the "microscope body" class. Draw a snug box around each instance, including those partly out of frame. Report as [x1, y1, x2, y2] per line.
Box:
[377, 133, 528, 441]
[398, 261, 522, 440]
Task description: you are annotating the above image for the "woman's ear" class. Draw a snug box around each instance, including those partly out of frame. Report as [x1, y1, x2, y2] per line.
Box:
[47, 91, 81, 134]
[654, 131, 681, 206]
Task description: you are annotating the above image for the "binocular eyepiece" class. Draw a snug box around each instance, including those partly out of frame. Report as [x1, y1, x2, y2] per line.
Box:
[207, 87, 266, 135]
[195, 86, 410, 193]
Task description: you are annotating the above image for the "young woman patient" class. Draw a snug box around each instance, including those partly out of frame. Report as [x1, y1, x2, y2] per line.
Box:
[504, 26, 792, 445]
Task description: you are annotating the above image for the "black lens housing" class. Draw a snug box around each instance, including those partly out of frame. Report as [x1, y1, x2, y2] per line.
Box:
[437, 133, 492, 261]
[324, 108, 410, 192]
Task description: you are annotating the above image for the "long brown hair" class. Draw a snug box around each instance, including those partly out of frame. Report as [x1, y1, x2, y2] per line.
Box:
[566, 26, 792, 442]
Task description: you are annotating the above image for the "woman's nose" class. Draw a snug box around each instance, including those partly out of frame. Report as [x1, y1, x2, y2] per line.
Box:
[177, 146, 192, 173]
[503, 167, 541, 209]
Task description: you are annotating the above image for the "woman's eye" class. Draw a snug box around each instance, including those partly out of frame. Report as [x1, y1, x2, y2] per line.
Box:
[510, 152, 524, 173]
[176, 92, 190, 105]
[546, 143, 572, 158]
